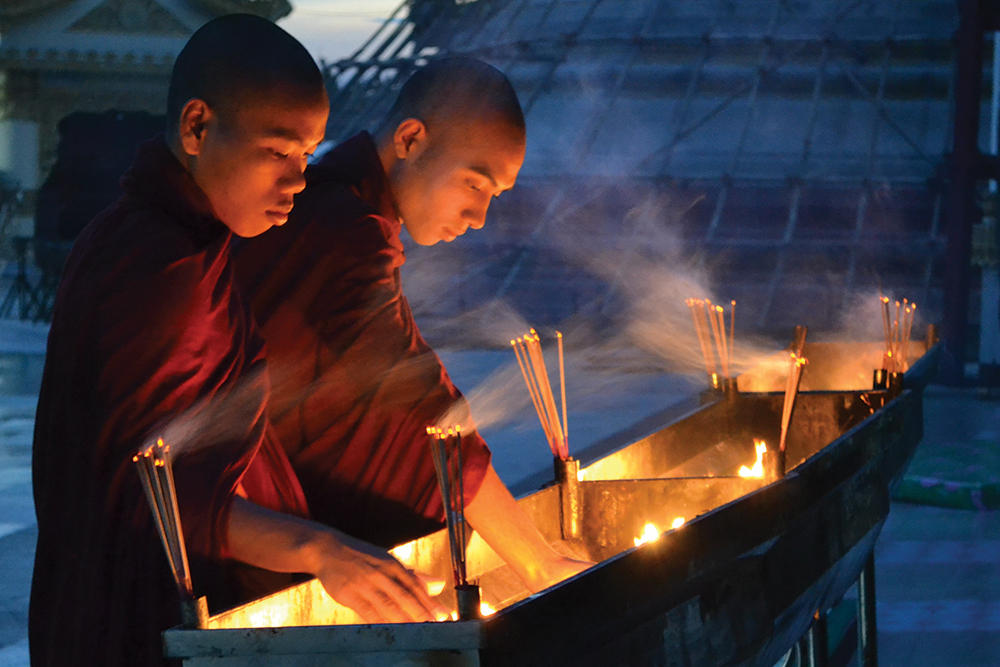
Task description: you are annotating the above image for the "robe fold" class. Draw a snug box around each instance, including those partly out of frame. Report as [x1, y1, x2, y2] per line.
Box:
[30, 135, 309, 667]
[234, 131, 491, 548]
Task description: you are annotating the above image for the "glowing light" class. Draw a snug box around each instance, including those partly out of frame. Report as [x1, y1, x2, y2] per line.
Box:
[391, 541, 415, 562]
[447, 603, 497, 620]
[671, 517, 685, 529]
[247, 605, 290, 628]
[634, 523, 661, 547]
[738, 439, 768, 478]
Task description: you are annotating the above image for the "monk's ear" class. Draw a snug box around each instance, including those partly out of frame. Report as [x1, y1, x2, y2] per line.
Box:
[177, 99, 214, 157]
[393, 118, 427, 160]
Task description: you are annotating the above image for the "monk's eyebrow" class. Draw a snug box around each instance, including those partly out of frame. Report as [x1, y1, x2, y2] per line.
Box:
[468, 166, 498, 187]
[263, 127, 309, 143]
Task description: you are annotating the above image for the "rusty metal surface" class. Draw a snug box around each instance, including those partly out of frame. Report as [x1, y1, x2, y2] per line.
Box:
[479, 391, 921, 667]
[738, 341, 937, 393]
[164, 360, 929, 666]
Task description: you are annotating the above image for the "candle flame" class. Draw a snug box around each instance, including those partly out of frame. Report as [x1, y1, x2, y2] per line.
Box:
[480, 602, 496, 616]
[634, 523, 660, 546]
[634, 518, 685, 547]
[738, 439, 767, 478]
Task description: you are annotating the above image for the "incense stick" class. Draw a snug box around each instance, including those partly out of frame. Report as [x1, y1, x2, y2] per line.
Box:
[522, 335, 560, 451]
[686, 298, 736, 385]
[132, 438, 194, 602]
[427, 427, 470, 587]
[511, 330, 569, 460]
[529, 331, 565, 456]
[729, 300, 736, 368]
[511, 338, 553, 446]
[779, 354, 808, 454]
[879, 295, 917, 374]
[686, 299, 716, 378]
[902, 303, 916, 367]
[557, 331, 568, 450]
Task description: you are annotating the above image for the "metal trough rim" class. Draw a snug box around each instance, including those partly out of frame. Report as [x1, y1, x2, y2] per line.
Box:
[164, 345, 937, 665]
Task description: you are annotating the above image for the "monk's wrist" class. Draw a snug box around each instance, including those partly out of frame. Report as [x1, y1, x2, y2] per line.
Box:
[297, 526, 341, 577]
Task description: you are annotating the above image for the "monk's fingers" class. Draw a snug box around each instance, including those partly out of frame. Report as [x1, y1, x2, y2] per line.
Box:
[416, 571, 446, 597]
[373, 570, 441, 622]
[389, 566, 449, 619]
[337, 590, 387, 625]
[378, 559, 438, 605]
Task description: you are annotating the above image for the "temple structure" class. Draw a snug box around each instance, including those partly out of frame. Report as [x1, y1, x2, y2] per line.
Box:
[0, 0, 291, 236]
[320, 0, 992, 347]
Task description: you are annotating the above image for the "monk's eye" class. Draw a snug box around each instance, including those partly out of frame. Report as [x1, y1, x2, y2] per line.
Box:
[272, 150, 289, 160]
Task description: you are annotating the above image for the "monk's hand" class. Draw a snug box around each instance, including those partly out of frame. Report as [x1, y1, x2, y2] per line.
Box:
[313, 530, 450, 623]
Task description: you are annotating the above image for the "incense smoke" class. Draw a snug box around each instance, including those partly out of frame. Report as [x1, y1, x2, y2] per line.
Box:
[549, 193, 784, 377]
[145, 367, 268, 458]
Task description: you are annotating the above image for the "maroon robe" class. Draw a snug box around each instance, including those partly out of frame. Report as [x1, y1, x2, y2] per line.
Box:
[30, 136, 309, 667]
[234, 132, 491, 548]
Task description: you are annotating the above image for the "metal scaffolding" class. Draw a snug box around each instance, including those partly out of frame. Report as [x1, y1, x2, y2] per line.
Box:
[318, 0, 972, 337]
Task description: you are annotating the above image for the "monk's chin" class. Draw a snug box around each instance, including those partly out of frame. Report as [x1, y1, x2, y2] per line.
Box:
[227, 219, 280, 239]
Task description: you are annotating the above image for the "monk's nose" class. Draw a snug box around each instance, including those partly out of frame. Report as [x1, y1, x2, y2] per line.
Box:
[280, 160, 308, 195]
[464, 205, 488, 230]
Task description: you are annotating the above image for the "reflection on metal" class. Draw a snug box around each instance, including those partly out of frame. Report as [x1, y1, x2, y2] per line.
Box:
[554, 456, 581, 540]
[164, 344, 938, 666]
[857, 554, 879, 667]
[738, 337, 938, 394]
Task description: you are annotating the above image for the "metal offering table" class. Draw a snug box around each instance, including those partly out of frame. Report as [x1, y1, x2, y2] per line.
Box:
[164, 344, 938, 667]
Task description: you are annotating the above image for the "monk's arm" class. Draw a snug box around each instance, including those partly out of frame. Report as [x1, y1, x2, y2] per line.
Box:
[227, 496, 447, 623]
[465, 465, 592, 592]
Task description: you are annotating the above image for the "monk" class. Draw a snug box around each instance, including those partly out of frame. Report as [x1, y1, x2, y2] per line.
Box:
[234, 58, 591, 595]
[30, 16, 444, 667]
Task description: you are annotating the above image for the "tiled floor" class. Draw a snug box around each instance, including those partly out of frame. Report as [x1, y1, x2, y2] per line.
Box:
[0, 394, 34, 667]
[876, 504, 1000, 666]
[1, 340, 999, 666]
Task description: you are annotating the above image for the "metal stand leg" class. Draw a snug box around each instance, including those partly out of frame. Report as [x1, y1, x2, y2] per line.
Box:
[807, 610, 828, 667]
[857, 553, 878, 667]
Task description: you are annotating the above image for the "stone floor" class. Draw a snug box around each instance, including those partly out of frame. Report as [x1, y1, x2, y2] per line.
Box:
[1, 322, 999, 666]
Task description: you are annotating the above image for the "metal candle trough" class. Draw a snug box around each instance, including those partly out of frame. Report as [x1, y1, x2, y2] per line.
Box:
[164, 343, 937, 667]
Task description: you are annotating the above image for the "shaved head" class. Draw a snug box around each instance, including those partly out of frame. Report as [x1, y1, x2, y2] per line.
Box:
[375, 58, 526, 246]
[167, 14, 325, 137]
[378, 57, 525, 140]
[165, 13, 328, 238]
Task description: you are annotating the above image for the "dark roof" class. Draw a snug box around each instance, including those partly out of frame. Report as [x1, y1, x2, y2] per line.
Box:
[1, 0, 290, 22]
[323, 0, 972, 343]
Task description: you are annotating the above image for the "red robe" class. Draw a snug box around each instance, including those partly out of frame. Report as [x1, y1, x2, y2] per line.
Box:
[234, 132, 491, 548]
[29, 136, 309, 667]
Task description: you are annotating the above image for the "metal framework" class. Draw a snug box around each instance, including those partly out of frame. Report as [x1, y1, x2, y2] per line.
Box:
[318, 0, 967, 336]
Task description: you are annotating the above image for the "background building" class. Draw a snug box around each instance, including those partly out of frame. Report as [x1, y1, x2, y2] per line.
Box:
[319, 0, 997, 376]
[0, 0, 291, 218]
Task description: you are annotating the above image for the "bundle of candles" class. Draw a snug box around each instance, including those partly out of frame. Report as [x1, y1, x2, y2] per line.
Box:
[132, 438, 203, 626]
[880, 296, 916, 374]
[426, 426, 477, 618]
[685, 298, 736, 388]
[510, 329, 569, 461]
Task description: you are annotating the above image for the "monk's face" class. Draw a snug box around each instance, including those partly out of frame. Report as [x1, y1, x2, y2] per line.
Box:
[389, 117, 525, 245]
[175, 89, 328, 237]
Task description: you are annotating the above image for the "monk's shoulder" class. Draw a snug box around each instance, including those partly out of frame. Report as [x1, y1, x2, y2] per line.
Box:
[62, 198, 228, 320]
[293, 175, 401, 260]
[77, 198, 212, 267]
